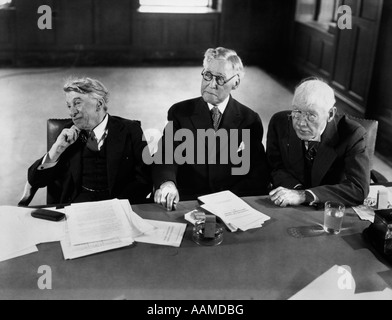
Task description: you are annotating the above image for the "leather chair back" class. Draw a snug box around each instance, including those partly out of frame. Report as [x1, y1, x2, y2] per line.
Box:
[46, 119, 72, 204]
[346, 115, 378, 171]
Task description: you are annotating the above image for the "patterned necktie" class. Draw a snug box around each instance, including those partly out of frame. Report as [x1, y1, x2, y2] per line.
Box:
[211, 106, 222, 131]
[86, 131, 99, 152]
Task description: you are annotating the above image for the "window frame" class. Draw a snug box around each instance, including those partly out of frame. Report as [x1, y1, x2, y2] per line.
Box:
[138, 0, 220, 14]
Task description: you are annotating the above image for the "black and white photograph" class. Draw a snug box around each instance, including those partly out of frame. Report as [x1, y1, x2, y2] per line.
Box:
[1, 0, 392, 305]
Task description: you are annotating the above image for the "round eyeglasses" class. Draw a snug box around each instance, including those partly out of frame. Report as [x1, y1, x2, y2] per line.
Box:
[290, 110, 318, 123]
[201, 70, 238, 86]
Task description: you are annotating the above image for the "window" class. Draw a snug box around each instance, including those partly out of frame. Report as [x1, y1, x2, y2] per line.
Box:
[139, 0, 215, 13]
[0, 0, 12, 8]
[296, 0, 339, 25]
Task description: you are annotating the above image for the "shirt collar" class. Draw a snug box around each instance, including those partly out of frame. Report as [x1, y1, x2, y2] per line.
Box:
[92, 114, 109, 141]
[207, 95, 230, 114]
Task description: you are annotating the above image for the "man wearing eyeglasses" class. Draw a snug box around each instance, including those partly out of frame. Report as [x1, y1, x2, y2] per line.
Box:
[267, 78, 370, 207]
[153, 47, 270, 211]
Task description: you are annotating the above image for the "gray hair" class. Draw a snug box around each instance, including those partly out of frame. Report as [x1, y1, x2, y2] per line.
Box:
[293, 78, 336, 111]
[203, 47, 245, 78]
[63, 77, 109, 111]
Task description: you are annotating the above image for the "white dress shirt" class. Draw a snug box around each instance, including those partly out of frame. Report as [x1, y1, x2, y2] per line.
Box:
[39, 114, 109, 170]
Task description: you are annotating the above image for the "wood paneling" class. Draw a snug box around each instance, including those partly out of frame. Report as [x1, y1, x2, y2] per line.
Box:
[331, 0, 383, 114]
[15, 0, 56, 48]
[0, 8, 15, 64]
[56, 0, 94, 46]
[133, 12, 219, 59]
[95, 0, 132, 46]
[292, 22, 335, 79]
[0, 9, 14, 46]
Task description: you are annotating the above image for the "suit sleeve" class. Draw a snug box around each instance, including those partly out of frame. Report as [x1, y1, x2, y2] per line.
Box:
[28, 153, 70, 189]
[309, 126, 370, 206]
[122, 122, 153, 204]
[266, 113, 303, 189]
[230, 113, 270, 196]
[152, 106, 180, 190]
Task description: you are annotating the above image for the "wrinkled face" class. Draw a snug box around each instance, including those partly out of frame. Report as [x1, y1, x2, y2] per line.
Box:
[291, 101, 334, 141]
[66, 91, 102, 131]
[201, 59, 239, 106]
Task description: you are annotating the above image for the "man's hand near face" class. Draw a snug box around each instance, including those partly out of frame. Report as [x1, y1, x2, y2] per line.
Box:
[47, 125, 81, 163]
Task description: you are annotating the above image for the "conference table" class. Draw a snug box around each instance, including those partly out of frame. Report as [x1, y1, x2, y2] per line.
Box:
[1, 196, 391, 300]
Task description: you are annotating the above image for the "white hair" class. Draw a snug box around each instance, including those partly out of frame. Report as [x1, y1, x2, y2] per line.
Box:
[293, 79, 336, 111]
[203, 47, 245, 79]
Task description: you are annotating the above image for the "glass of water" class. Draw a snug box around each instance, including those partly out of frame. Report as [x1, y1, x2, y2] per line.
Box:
[323, 201, 345, 234]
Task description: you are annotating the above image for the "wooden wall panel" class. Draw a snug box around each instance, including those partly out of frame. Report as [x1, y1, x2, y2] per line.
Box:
[332, 0, 383, 114]
[167, 18, 189, 47]
[15, 0, 56, 48]
[360, 0, 382, 21]
[292, 22, 335, 80]
[0, 10, 14, 45]
[190, 19, 218, 46]
[133, 13, 219, 59]
[96, 0, 132, 46]
[56, 0, 94, 46]
[350, 26, 374, 102]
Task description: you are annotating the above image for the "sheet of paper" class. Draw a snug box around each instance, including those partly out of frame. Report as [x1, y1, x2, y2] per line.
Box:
[135, 220, 187, 248]
[199, 191, 270, 232]
[0, 207, 40, 261]
[290, 265, 392, 300]
[352, 205, 375, 223]
[119, 200, 155, 237]
[289, 265, 356, 300]
[353, 185, 392, 222]
[66, 199, 133, 246]
[18, 207, 66, 244]
[363, 185, 392, 208]
[61, 225, 134, 260]
[0, 246, 38, 263]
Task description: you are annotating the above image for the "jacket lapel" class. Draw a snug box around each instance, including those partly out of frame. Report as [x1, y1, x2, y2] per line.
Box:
[311, 118, 339, 186]
[105, 115, 126, 193]
[219, 96, 242, 131]
[287, 124, 306, 183]
[190, 98, 214, 132]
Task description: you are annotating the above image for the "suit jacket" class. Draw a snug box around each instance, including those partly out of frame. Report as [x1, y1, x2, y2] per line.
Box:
[266, 110, 370, 206]
[152, 96, 270, 200]
[28, 115, 152, 205]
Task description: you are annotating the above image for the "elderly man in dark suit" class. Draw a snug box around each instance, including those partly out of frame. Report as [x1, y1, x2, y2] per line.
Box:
[28, 77, 152, 204]
[153, 47, 270, 211]
[267, 78, 370, 207]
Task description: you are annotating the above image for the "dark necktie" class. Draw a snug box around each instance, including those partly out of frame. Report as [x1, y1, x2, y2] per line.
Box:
[211, 106, 222, 131]
[305, 141, 319, 162]
[304, 141, 319, 187]
[86, 131, 99, 152]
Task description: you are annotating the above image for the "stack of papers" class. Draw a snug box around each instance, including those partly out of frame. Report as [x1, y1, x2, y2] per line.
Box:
[0, 199, 187, 263]
[198, 191, 270, 232]
[61, 199, 187, 260]
[353, 185, 392, 223]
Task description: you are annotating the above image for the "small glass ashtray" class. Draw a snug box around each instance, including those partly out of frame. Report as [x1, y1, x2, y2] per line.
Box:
[192, 221, 224, 246]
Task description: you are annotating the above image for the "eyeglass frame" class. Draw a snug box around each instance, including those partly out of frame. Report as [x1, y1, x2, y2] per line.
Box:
[201, 69, 239, 86]
[290, 109, 318, 123]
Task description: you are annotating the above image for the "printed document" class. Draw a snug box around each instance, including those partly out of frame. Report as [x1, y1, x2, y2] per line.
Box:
[135, 220, 187, 247]
[199, 191, 270, 232]
[66, 200, 133, 245]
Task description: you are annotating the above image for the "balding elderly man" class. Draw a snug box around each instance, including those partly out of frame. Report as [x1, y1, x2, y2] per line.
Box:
[267, 78, 370, 207]
[28, 77, 152, 204]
